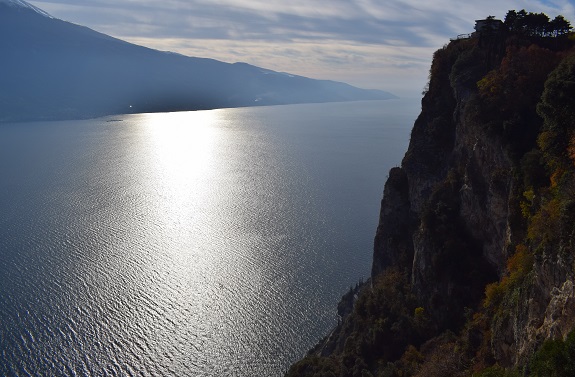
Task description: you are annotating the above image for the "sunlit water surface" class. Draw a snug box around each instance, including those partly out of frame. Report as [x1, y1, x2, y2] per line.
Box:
[0, 100, 419, 376]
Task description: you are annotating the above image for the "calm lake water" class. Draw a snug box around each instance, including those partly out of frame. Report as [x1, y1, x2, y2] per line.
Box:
[0, 99, 419, 376]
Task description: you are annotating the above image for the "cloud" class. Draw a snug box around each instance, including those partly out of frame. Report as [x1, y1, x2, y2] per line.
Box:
[28, 0, 575, 96]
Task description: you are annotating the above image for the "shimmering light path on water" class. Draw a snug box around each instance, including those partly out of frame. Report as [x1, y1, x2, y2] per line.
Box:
[0, 99, 419, 376]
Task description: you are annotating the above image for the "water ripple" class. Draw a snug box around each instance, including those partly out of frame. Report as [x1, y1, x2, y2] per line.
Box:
[0, 100, 419, 376]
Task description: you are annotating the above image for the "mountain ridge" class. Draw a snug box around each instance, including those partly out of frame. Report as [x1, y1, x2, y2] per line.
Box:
[0, 1, 396, 122]
[0, 0, 52, 17]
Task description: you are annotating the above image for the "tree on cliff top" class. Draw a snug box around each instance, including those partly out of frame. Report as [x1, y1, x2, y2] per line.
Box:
[504, 9, 572, 36]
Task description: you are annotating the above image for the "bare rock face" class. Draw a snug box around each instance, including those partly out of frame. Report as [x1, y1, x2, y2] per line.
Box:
[452, 96, 514, 275]
[539, 279, 575, 340]
[498, 252, 575, 366]
[372, 167, 413, 278]
[372, 45, 504, 331]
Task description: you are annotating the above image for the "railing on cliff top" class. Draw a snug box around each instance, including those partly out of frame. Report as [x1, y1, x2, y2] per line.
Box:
[450, 33, 474, 41]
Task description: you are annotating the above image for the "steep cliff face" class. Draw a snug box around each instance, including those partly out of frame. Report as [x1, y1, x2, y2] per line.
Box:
[373, 38, 505, 332]
[372, 34, 575, 372]
[288, 30, 575, 377]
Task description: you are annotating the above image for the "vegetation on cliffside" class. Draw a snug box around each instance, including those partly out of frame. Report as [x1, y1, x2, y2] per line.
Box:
[287, 10, 575, 377]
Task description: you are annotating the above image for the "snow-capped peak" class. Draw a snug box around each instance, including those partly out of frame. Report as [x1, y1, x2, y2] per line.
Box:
[0, 0, 53, 18]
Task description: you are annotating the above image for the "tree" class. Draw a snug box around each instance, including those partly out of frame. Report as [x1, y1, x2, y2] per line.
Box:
[515, 9, 528, 32]
[530, 330, 575, 377]
[523, 12, 550, 36]
[503, 9, 572, 37]
[537, 53, 575, 171]
[504, 10, 518, 31]
[550, 15, 572, 36]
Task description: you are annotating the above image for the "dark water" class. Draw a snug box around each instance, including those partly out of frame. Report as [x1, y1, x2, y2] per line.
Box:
[0, 99, 419, 376]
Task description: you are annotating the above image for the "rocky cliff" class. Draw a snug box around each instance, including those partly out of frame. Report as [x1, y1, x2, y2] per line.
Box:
[288, 19, 575, 377]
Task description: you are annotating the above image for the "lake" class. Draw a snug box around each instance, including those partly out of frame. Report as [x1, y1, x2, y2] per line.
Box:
[0, 99, 419, 376]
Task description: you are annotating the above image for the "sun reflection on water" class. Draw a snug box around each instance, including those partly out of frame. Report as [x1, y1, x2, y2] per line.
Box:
[136, 110, 225, 296]
[141, 110, 220, 185]
[138, 110, 225, 232]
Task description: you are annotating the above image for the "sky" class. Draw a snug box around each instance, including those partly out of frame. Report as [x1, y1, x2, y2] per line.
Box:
[28, 0, 575, 98]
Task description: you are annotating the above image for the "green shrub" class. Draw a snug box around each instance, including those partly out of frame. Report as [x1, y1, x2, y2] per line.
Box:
[473, 364, 520, 377]
[285, 356, 341, 377]
[529, 330, 575, 377]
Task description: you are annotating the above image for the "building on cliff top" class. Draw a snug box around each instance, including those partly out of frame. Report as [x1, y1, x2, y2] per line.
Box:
[475, 17, 504, 33]
[452, 17, 504, 41]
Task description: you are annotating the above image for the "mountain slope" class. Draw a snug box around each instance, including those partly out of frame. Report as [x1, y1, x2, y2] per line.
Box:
[0, 1, 396, 122]
[0, 0, 52, 17]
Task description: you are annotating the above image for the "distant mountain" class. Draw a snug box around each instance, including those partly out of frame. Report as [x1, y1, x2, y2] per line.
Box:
[0, 0, 396, 122]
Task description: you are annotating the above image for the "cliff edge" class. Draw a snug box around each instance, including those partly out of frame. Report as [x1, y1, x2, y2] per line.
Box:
[288, 13, 575, 377]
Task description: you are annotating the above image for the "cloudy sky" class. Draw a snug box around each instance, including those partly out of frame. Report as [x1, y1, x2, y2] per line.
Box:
[28, 0, 575, 97]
